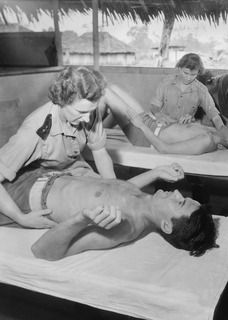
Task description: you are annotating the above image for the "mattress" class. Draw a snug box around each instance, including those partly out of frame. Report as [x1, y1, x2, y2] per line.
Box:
[84, 129, 228, 177]
[0, 215, 228, 320]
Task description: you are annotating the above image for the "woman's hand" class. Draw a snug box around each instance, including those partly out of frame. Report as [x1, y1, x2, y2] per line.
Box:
[178, 114, 194, 124]
[156, 163, 184, 182]
[155, 112, 176, 126]
[82, 205, 122, 230]
[19, 209, 57, 229]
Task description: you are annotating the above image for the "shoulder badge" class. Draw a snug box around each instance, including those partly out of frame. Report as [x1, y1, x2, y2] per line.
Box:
[36, 114, 52, 140]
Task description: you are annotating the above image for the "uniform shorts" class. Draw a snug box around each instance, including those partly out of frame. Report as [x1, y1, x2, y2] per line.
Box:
[122, 112, 164, 147]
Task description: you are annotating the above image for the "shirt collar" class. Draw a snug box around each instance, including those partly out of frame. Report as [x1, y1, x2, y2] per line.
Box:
[49, 104, 77, 137]
[171, 74, 196, 92]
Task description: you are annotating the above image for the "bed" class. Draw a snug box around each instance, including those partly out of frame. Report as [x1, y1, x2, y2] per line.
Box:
[1, 127, 228, 320]
[84, 128, 228, 177]
[0, 215, 228, 320]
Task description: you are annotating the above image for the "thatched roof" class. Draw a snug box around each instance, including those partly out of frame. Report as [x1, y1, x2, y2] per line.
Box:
[63, 31, 135, 53]
[0, 22, 32, 32]
[1, 0, 228, 24]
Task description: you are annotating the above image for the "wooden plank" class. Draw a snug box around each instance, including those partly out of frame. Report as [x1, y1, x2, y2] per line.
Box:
[92, 0, 99, 70]
[53, 0, 63, 66]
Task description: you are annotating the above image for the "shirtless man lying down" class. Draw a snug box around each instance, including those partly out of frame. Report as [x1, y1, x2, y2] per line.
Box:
[28, 164, 218, 261]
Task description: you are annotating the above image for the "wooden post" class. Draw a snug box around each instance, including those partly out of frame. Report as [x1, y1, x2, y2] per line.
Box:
[157, 12, 175, 67]
[92, 0, 99, 70]
[53, 0, 63, 66]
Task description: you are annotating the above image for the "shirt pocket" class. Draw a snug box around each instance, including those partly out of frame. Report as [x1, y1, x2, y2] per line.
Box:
[164, 87, 179, 112]
[64, 136, 81, 158]
[182, 95, 199, 115]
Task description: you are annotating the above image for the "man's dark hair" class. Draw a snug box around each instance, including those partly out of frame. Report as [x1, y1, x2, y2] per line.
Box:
[159, 204, 219, 256]
[176, 53, 205, 75]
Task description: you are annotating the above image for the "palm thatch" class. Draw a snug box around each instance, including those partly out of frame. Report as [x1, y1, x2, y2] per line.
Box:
[0, 0, 228, 24]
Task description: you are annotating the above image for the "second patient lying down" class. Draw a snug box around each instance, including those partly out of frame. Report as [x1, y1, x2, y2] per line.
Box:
[27, 163, 218, 261]
[100, 84, 228, 155]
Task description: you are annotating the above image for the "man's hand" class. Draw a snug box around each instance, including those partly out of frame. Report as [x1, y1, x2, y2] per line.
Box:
[82, 205, 122, 230]
[178, 114, 195, 124]
[19, 209, 57, 229]
[155, 112, 176, 126]
[156, 163, 184, 182]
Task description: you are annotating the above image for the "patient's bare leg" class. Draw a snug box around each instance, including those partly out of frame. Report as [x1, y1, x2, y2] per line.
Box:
[159, 123, 216, 143]
[104, 85, 220, 154]
[105, 85, 144, 128]
[134, 119, 219, 154]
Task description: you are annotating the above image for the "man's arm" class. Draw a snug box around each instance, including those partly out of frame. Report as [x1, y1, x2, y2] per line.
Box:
[128, 163, 184, 189]
[31, 206, 122, 260]
[92, 147, 116, 178]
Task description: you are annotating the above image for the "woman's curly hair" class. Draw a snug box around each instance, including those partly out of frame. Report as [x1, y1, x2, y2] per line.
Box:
[159, 204, 219, 257]
[176, 53, 205, 76]
[48, 66, 105, 107]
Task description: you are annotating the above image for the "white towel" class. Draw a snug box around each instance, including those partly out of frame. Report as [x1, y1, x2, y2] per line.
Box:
[0, 216, 228, 320]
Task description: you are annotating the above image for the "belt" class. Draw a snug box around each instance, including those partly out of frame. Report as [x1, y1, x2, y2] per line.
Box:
[29, 171, 72, 211]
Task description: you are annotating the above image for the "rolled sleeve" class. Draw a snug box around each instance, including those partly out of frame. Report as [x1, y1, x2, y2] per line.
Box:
[200, 87, 219, 120]
[0, 126, 40, 181]
[87, 109, 106, 151]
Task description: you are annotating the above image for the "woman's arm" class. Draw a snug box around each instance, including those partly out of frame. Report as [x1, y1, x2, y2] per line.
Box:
[0, 182, 56, 228]
[0, 117, 57, 228]
[201, 88, 224, 130]
[212, 114, 224, 130]
[92, 147, 116, 178]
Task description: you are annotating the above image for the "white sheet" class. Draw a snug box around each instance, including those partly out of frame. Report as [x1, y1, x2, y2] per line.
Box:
[0, 215, 228, 320]
[84, 129, 228, 177]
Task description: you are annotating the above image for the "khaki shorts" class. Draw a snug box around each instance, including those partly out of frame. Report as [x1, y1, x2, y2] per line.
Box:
[122, 112, 164, 147]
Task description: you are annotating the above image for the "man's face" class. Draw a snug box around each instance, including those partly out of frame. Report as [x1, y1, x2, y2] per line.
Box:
[153, 189, 200, 220]
[62, 98, 98, 126]
[179, 67, 199, 85]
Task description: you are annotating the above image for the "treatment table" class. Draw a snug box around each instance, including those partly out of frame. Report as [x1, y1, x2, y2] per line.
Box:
[0, 215, 228, 320]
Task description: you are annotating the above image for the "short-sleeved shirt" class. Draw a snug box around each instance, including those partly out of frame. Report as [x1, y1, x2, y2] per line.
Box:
[150, 74, 219, 121]
[0, 101, 106, 182]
